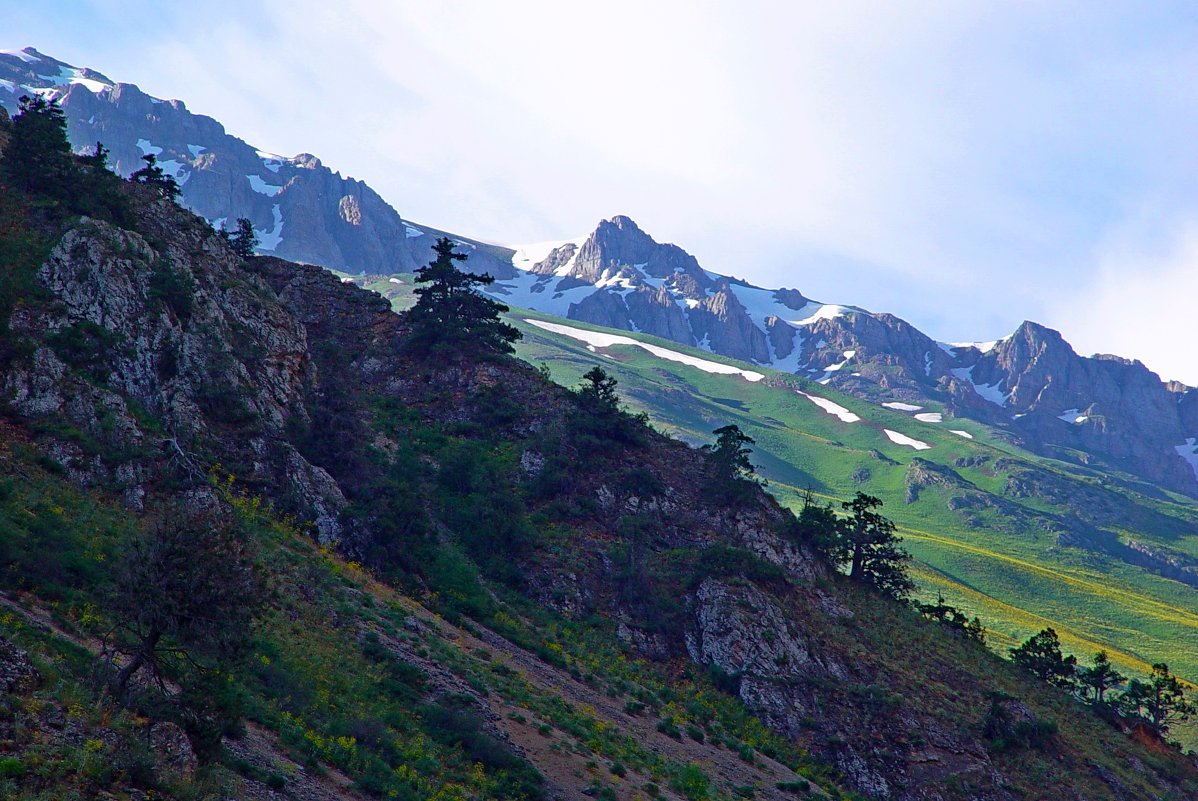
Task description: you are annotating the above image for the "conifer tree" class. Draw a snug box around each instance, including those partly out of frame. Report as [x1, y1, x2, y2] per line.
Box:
[130, 152, 181, 200]
[829, 492, 915, 600]
[225, 217, 258, 259]
[0, 94, 76, 198]
[1009, 628, 1077, 688]
[1119, 663, 1194, 736]
[405, 237, 520, 357]
[702, 424, 760, 504]
[1078, 650, 1125, 704]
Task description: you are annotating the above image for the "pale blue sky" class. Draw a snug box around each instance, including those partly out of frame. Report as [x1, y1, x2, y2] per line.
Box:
[9, 1, 1198, 382]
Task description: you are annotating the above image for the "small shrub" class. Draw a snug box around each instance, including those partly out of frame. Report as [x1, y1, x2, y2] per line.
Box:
[655, 717, 682, 740]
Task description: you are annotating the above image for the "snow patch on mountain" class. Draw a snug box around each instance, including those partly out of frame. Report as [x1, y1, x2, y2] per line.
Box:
[951, 365, 1009, 406]
[403, 223, 424, 239]
[135, 138, 163, 157]
[0, 79, 14, 93]
[525, 319, 765, 382]
[256, 205, 284, 250]
[247, 174, 283, 197]
[1176, 439, 1198, 479]
[883, 402, 923, 412]
[914, 412, 943, 423]
[950, 430, 974, 439]
[0, 48, 40, 64]
[796, 391, 860, 423]
[510, 235, 589, 275]
[187, 144, 206, 158]
[1058, 409, 1089, 424]
[158, 159, 189, 186]
[256, 151, 285, 173]
[883, 429, 931, 450]
[492, 272, 597, 317]
[940, 338, 1005, 355]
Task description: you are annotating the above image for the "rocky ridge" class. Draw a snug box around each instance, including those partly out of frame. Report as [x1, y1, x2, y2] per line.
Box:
[0, 47, 513, 279]
[498, 217, 1198, 498]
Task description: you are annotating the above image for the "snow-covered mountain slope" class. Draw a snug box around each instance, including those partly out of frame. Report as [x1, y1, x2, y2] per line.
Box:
[4, 45, 1194, 498]
[493, 216, 1198, 497]
[0, 47, 513, 278]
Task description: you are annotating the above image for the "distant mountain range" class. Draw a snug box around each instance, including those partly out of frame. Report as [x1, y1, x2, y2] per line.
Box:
[4, 45, 1195, 498]
[0, 46, 513, 278]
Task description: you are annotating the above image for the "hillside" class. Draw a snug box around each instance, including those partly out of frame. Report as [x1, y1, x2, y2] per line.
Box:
[4, 46, 1195, 504]
[1, 106, 1197, 801]
[357, 273, 1198, 748]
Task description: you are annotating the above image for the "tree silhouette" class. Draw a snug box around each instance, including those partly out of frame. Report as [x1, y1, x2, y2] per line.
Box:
[1120, 663, 1194, 736]
[828, 492, 914, 600]
[0, 94, 75, 198]
[405, 237, 520, 357]
[1078, 650, 1125, 704]
[130, 152, 181, 200]
[702, 424, 760, 504]
[1009, 628, 1076, 688]
[108, 510, 260, 698]
[225, 217, 258, 259]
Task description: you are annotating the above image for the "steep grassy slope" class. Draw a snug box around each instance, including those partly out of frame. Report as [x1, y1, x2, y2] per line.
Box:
[508, 315, 1198, 655]
[2, 152, 1197, 801]
[358, 273, 1198, 714]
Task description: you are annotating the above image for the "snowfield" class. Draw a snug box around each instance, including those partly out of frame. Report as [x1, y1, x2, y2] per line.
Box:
[1175, 439, 1198, 480]
[525, 319, 765, 382]
[883, 402, 923, 412]
[796, 391, 860, 423]
[883, 429, 931, 450]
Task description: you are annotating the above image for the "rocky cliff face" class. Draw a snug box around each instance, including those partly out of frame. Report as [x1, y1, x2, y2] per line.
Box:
[1, 186, 347, 539]
[0, 47, 514, 279]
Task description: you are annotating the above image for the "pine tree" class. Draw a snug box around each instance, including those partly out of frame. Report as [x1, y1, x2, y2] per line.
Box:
[702, 424, 760, 504]
[0, 94, 76, 198]
[1009, 628, 1077, 688]
[405, 237, 520, 357]
[830, 492, 915, 600]
[1078, 650, 1125, 704]
[130, 153, 181, 200]
[225, 217, 258, 259]
[1119, 663, 1194, 736]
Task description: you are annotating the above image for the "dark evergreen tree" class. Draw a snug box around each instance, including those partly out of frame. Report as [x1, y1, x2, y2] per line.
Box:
[577, 365, 621, 415]
[1009, 628, 1077, 688]
[570, 365, 647, 449]
[1119, 663, 1194, 736]
[405, 237, 520, 357]
[130, 152, 181, 200]
[915, 592, 987, 644]
[79, 140, 110, 170]
[0, 94, 76, 198]
[829, 492, 915, 600]
[704, 424, 757, 483]
[226, 217, 258, 259]
[702, 424, 760, 505]
[1077, 650, 1125, 704]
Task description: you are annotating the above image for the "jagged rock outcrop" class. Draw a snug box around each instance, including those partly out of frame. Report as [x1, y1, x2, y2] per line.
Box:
[2, 192, 346, 538]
